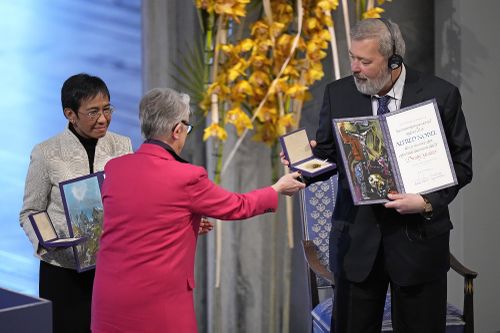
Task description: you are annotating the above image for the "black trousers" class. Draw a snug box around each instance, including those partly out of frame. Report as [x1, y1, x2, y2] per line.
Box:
[39, 261, 95, 333]
[333, 247, 447, 333]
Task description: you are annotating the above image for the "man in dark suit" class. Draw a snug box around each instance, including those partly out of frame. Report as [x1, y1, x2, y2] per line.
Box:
[311, 18, 472, 332]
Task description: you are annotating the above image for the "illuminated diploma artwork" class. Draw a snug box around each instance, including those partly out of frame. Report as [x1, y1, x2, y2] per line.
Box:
[333, 99, 457, 205]
[59, 172, 105, 272]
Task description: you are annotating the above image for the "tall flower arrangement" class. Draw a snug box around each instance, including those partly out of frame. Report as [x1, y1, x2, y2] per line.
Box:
[195, 0, 391, 176]
[199, 0, 335, 154]
[188, 0, 393, 291]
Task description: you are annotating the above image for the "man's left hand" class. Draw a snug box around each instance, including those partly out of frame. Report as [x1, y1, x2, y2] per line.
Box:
[384, 193, 425, 215]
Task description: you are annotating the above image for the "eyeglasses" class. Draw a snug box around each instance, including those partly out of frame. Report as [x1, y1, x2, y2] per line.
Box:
[78, 106, 115, 120]
[179, 120, 194, 134]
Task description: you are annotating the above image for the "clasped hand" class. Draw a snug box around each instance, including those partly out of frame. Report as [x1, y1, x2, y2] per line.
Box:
[199, 217, 214, 235]
[384, 193, 426, 215]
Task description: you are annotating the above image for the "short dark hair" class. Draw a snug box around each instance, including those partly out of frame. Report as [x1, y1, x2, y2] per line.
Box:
[61, 73, 110, 112]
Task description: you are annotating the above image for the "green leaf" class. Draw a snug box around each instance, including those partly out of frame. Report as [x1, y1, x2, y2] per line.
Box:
[170, 39, 206, 109]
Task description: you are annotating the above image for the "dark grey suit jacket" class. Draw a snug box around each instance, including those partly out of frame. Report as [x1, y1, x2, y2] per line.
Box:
[313, 67, 473, 286]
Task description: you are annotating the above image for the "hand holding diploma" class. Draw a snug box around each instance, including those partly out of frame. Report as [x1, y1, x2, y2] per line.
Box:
[384, 193, 426, 214]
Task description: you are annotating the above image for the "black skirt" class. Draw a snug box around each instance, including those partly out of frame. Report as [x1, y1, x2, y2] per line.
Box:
[39, 260, 95, 333]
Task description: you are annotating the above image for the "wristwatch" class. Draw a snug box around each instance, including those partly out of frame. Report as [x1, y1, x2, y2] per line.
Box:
[421, 195, 433, 220]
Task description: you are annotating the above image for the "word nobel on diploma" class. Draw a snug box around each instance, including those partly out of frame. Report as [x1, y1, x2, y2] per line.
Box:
[333, 99, 457, 205]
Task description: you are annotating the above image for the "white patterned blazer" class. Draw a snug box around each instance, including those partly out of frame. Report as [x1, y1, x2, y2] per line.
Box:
[19, 128, 133, 269]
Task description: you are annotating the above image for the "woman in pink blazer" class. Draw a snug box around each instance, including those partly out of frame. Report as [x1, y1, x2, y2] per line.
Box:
[91, 88, 304, 332]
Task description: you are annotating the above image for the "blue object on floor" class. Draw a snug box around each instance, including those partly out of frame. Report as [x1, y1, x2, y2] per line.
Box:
[0, 287, 52, 333]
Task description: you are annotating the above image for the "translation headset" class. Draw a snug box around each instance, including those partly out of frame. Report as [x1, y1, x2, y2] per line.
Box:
[378, 18, 403, 70]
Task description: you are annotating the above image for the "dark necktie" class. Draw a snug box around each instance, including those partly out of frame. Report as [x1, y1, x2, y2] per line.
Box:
[377, 95, 391, 115]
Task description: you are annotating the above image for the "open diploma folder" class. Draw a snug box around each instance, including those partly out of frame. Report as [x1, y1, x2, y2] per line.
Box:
[333, 99, 457, 205]
[59, 172, 105, 272]
[29, 211, 86, 248]
[280, 128, 336, 177]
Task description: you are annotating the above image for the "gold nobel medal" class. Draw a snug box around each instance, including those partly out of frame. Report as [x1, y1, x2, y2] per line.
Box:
[306, 163, 322, 169]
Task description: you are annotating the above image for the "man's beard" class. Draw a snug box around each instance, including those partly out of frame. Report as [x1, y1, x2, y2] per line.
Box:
[353, 67, 392, 95]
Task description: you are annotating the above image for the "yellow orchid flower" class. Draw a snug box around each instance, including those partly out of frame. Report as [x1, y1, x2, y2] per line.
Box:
[196, 0, 215, 12]
[221, 39, 253, 61]
[316, 11, 334, 27]
[250, 54, 272, 69]
[250, 21, 269, 38]
[306, 17, 321, 32]
[268, 77, 289, 95]
[203, 123, 228, 141]
[317, 29, 331, 42]
[253, 122, 278, 147]
[296, 36, 308, 52]
[231, 80, 254, 100]
[199, 97, 210, 113]
[249, 70, 271, 87]
[317, 0, 339, 11]
[228, 61, 248, 82]
[283, 59, 301, 78]
[270, 22, 287, 38]
[248, 71, 271, 98]
[272, 2, 293, 25]
[253, 39, 273, 54]
[277, 114, 296, 135]
[286, 84, 308, 100]
[276, 34, 294, 56]
[238, 38, 254, 52]
[305, 62, 325, 84]
[208, 80, 231, 99]
[306, 41, 327, 61]
[363, 7, 385, 19]
[225, 106, 254, 135]
[214, 0, 250, 23]
[283, 64, 300, 78]
[256, 105, 278, 122]
[221, 44, 235, 54]
[310, 33, 330, 49]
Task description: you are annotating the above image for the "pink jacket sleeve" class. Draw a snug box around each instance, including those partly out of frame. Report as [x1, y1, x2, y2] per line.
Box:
[187, 168, 278, 220]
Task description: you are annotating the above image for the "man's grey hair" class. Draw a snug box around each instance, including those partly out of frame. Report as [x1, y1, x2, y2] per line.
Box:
[139, 88, 191, 140]
[350, 18, 406, 60]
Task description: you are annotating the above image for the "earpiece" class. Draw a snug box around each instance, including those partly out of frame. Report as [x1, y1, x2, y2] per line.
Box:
[378, 18, 403, 70]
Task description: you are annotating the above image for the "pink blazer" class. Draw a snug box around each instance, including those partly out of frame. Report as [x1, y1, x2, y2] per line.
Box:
[91, 143, 278, 332]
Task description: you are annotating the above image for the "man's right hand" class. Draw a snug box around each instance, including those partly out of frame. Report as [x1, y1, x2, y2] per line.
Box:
[279, 140, 317, 166]
[279, 151, 290, 166]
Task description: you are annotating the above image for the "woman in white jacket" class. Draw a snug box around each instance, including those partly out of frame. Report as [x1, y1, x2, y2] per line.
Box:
[19, 73, 132, 333]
